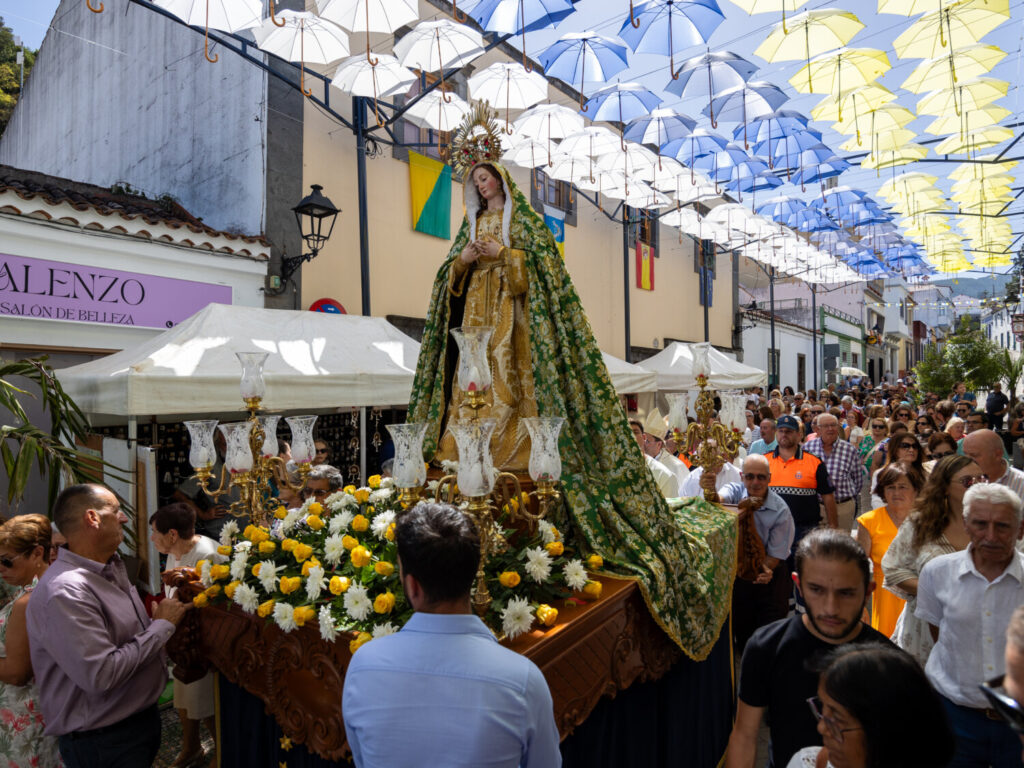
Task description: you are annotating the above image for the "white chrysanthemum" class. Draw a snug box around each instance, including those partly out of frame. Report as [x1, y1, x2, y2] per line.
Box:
[299, 497, 314, 514]
[440, 459, 460, 473]
[229, 550, 249, 581]
[323, 534, 347, 566]
[305, 565, 326, 601]
[524, 547, 552, 583]
[426, 480, 440, 493]
[501, 597, 534, 639]
[369, 488, 393, 505]
[281, 508, 304, 535]
[379, 476, 395, 489]
[538, 521, 559, 545]
[257, 560, 280, 594]
[273, 601, 297, 633]
[234, 540, 253, 553]
[371, 510, 396, 540]
[563, 559, 588, 591]
[328, 510, 354, 535]
[324, 491, 347, 509]
[233, 583, 259, 614]
[199, 560, 213, 588]
[372, 622, 399, 639]
[218, 520, 239, 546]
[318, 605, 338, 642]
[344, 584, 372, 622]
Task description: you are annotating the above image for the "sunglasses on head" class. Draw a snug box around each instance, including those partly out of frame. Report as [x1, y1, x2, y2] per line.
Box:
[980, 676, 1024, 734]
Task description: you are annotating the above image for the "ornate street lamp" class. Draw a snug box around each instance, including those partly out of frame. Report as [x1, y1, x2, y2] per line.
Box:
[279, 184, 340, 286]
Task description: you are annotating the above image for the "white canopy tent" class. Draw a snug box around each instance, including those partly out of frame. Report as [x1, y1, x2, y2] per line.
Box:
[601, 352, 658, 393]
[637, 342, 767, 391]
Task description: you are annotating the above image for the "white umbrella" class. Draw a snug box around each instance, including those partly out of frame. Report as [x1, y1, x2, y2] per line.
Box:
[840, 366, 867, 377]
[316, 0, 418, 62]
[331, 54, 416, 124]
[502, 136, 552, 168]
[469, 63, 549, 132]
[557, 126, 621, 158]
[404, 90, 471, 139]
[596, 143, 659, 181]
[254, 11, 350, 95]
[154, 0, 262, 62]
[394, 19, 485, 72]
[659, 206, 702, 231]
[513, 103, 585, 141]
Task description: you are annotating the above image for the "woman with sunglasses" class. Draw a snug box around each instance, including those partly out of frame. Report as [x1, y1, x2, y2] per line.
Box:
[882, 455, 983, 666]
[867, 421, 909, 482]
[923, 433, 958, 473]
[913, 414, 936, 441]
[0, 514, 61, 766]
[870, 434, 925, 509]
[787, 644, 953, 768]
[856, 466, 923, 638]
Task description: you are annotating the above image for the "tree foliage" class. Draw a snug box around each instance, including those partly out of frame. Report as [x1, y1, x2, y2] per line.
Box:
[913, 316, 1003, 395]
[0, 17, 36, 136]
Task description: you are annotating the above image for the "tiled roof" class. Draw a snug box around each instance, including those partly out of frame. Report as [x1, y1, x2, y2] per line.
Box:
[0, 164, 269, 255]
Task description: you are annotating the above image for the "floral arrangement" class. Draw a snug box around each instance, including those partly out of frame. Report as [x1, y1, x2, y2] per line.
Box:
[194, 475, 603, 653]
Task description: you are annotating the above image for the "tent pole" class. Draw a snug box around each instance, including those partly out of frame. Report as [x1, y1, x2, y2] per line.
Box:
[769, 268, 777, 390]
[359, 407, 367, 486]
[811, 284, 818, 391]
[622, 209, 631, 360]
[128, 416, 137, 555]
[355, 96, 372, 317]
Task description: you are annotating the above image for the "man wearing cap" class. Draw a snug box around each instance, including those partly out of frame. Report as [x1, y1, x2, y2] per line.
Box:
[641, 409, 690, 491]
[629, 419, 680, 498]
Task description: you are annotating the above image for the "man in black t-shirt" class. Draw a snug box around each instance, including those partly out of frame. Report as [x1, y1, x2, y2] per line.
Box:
[724, 529, 893, 768]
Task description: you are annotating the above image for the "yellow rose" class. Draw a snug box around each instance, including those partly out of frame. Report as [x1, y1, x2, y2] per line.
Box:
[343, 484, 357, 494]
[274, 506, 288, 519]
[351, 514, 369, 532]
[242, 524, 257, 541]
[258, 540, 277, 555]
[354, 489, 371, 504]
[293, 605, 316, 627]
[210, 564, 231, 581]
[342, 535, 358, 550]
[366, 505, 375, 515]
[307, 501, 323, 515]
[204, 584, 221, 597]
[306, 515, 325, 531]
[368, 474, 382, 489]
[224, 580, 241, 599]
[545, 541, 564, 557]
[329, 575, 350, 595]
[583, 580, 603, 599]
[248, 527, 270, 544]
[195, 559, 208, 573]
[279, 576, 302, 595]
[373, 591, 396, 614]
[301, 558, 320, 577]
[281, 538, 297, 552]
[586, 554, 604, 570]
[350, 546, 372, 568]
[293, 543, 314, 563]
[498, 571, 521, 588]
[536, 604, 558, 627]
[385, 523, 396, 542]
[349, 631, 372, 654]
[257, 599, 275, 617]
[251, 563, 262, 578]
[192, 593, 209, 608]
[216, 544, 232, 557]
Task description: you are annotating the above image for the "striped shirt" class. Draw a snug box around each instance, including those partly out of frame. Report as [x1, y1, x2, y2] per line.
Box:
[993, 461, 1024, 501]
[803, 437, 863, 502]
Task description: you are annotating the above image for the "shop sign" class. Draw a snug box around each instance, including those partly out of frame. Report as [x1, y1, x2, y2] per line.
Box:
[0, 252, 232, 329]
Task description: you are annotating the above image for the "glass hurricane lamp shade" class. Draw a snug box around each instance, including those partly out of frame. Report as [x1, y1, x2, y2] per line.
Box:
[450, 326, 494, 393]
[665, 392, 690, 432]
[218, 422, 255, 474]
[184, 420, 219, 470]
[722, 392, 745, 431]
[448, 418, 498, 497]
[258, 415, 280, 457]
[522, 417, 564, 483]
[236, 352, 269, 401]
[691, 343, 712, 380]
[386, 422, 429, 489]
[285, 415, 319, 464]
[293, 184, 340, 255]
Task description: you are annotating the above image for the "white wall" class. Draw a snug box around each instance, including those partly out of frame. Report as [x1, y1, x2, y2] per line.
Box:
[742, 320, 816, 392]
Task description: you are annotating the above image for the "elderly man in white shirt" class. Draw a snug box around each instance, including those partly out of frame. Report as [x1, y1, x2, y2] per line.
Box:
[641, 409, 690, 490]
[629, 418, 679, 498]
[917, 483, 1024, 768]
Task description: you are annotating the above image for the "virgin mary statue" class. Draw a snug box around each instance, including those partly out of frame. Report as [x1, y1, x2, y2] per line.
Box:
[408, 105, 733, 660]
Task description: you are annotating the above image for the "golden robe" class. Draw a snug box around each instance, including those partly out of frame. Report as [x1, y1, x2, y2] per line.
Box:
[436, 208, 537, 470]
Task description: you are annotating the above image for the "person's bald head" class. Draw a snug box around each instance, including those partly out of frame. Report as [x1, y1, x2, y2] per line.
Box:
[741, 453, 771, 498]
[963, 429, 1006, 478]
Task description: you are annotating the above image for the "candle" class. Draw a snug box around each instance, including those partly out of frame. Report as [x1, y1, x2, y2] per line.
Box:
[467, 364, 482, 392]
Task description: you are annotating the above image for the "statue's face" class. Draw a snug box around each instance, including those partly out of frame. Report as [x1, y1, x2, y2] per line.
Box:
[472, 166, 503, 202]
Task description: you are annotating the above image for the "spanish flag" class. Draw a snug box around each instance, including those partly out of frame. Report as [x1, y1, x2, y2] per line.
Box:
[636, 242, 655, 290]
[409, 151, 452, 239]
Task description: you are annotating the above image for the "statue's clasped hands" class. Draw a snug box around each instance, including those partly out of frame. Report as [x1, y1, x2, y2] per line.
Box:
[460, 239, 503, 264]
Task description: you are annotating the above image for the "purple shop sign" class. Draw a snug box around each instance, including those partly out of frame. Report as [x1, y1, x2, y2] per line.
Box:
[0, 252, 233, 330]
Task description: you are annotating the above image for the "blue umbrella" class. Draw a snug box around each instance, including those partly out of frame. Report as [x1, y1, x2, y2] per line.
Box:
[624, 108, 697, 148]
[756, 195, 808, 226]
[619, 0, 726, 79]
[469, 0, 575, 71]
[539, 32, 630, 109]
[754, 131, 824, 170]
[582, 82, 662, 122]
[664, 50, 758, 128]
[691, 142, 753, 183]
[792, 208, 840, 233]
[789, 155, 850, 191]
[726, 168, 783, 204]
[705, 81, 789, 148]
[662, 127, 728, 182]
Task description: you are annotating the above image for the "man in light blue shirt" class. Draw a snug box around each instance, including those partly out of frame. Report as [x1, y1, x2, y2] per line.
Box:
[342, 502, 561, 768]
[749, 418, 778, 456]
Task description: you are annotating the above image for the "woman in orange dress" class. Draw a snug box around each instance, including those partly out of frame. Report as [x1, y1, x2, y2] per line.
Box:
[855, 464, 922, 638]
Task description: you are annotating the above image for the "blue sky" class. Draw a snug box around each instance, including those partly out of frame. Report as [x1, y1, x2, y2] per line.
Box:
[1, 1, 60, 49]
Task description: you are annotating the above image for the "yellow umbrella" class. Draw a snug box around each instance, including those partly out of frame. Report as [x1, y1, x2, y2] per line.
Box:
[729, 0, 809, 33]
[953, 180, 1014, 199]
[893, 0, 1009, 60]
[925, 104, 1010, 135]
[878, 0, 958, 15]
[890, 197, 948, 216]
[956, 198, 1013, 215]
[831, 103, 914, 144]
[916, 78, 1008, 116]
[755, 10, 864, 69]
[951, 173, 1014, 192]
[791, 48, 890, 109]
[949, 155, 1017, 180]
[861, 142, 927, 170]
[934, 125, 1012, 154]
[888, 188, 947, 206]
[840, 127, 916, 152]
[811, 83, 895, 137]
[878, 171, 937, 199]
[973, 253, 1012, 268]
[901, 44, 1006, 93]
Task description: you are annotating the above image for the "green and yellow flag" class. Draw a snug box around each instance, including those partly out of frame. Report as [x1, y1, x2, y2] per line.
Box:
[409, 151, 452, 239]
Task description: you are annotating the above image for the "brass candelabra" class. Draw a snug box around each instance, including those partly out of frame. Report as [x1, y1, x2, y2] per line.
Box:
[675, 373, 741, 504]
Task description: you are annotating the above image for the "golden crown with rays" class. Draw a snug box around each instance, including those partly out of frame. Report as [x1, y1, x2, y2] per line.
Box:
[449, 101, 503, 177]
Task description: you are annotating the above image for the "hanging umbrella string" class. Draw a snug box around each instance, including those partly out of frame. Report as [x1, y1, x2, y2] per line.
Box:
[436, 30, 452, 103]
[520, 0, 533, 73]
[269, 0, 285, 27]
[300, 20, 312, 98]
[365, 1, 378, 66]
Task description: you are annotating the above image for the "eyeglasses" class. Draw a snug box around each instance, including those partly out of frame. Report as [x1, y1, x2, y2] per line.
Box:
[743, 473, 769, 481]
[871, 424, 887, 430]
[896, 412, 911, 419]
[917, 420, 930, 426]
[807, 696, 862, 744]
[931, 450, 955, 459]
[812, 409, 824, 415]
[0, 553, 26, 569]
[314, 448, 329, 455]
[954, 474, 989, 488]
[898, 442, 920, 450]
[980, 676, 1024, 734]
